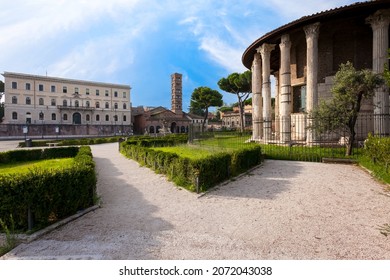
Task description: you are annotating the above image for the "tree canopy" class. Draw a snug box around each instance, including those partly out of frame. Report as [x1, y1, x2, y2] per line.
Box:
[218, 70, 251, 132]
[311, 62, 384, 155]
[189, 86, 223, 130]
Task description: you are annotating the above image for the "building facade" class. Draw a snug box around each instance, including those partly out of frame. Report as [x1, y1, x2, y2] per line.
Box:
[242, 0, 390, 143]
[132, 73, 205, 135]
[1, 72, 132, 137]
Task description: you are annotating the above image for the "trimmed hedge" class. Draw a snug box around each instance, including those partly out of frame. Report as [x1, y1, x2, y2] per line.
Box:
[18, 136, 123, 148]
[120, 137, 262, 192]
[0, 146, 96, 231]
[0, 147, 79, 164]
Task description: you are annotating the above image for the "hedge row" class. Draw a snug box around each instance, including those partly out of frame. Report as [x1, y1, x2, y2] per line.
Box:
[18, 136, 123, 148]
[0, 147, 79, 164]
[125, 134, 188, 147]
[0, 146, 97, 231]
[120, 141, 262, 192]
[364, 134, 390, 171]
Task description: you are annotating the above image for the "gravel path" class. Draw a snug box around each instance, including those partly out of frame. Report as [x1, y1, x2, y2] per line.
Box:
[2, 142, 390, 259]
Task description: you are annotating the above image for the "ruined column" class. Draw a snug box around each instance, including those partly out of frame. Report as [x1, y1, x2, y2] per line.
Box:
[274, 72, 280, 140]
[304, 22, 320, 145]
[251, 52, 263, 141]
[259, 43, 275, 142]
[279, 34, 292, 143]
[367, 10, 390, 136]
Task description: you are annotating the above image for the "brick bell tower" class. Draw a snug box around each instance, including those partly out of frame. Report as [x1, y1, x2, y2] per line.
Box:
[171, 73, 182, 115]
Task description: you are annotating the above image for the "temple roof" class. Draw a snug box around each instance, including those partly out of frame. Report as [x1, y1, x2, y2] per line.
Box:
[242, 0, 390, 69]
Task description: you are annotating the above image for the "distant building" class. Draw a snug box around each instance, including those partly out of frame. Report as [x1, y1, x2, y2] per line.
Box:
[1, 72, 132, 137]
[220, 105, 252, 130]
[132, 73, 205, 135]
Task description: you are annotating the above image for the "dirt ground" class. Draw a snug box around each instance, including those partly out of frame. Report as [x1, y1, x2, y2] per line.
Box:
[1, 142, 390, 260]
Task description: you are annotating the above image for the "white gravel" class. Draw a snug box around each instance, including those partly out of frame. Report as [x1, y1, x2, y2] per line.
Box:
[2, 142, 390, 259]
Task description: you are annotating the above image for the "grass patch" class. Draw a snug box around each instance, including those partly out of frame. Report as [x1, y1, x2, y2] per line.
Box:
[0, 158, 75, 174]
[358, 156, 390, 186]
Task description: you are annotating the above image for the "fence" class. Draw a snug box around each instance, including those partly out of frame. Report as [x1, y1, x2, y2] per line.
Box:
[189, 113, 390, 162]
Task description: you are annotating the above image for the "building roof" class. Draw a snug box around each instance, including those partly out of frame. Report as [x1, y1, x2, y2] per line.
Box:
[2, 71, 131, 90]
[242, 0, 390, 69]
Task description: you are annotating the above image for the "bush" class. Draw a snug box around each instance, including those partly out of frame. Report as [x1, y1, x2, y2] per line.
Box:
[364, 134, 390, 171]
[0, 146, 96, 231]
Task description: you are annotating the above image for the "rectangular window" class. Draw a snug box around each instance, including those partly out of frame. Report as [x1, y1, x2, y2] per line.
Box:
[51, 85, 56, 92]
[86, 88, 90, 95]
[39, 84, 44, 91]
[123, 92, 126, 98]
[75, 87, 79, 94]
[12, 82, 17, 89]
[26, 83, 31, 90]
[96, 89, 100, 96]
[114, 91, 118, 97]
[105, 90, 109, 97]
[63, 86, 67, 93]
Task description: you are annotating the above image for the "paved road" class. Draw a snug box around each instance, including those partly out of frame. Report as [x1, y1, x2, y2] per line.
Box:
[2, 142, 390, 259]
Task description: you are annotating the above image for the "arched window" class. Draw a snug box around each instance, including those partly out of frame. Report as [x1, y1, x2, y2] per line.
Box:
[86, 114, 90, 122]
[39, 112, 44, 120]
[51, 113, 56, 121]
[86, 101, 90, 107]
[39, 98, 44, 105]
[123, 115, 127, 122]
[96, 114, 100, 122]
[12, 96, 17, 104]
[63, 100, 67, 107]
[12, 112, 17, 120]
[26, 97, 31, 105]
[149, 126, 155, 133]
[96, 102, 100, 108]
[114, 103, 118, 109]
[105, 115, 109, 121]
[63, 114, 68, 121]
[105, 102, 109, 109]
[114, 115, 118, 122]
[123, 103, 127, 109]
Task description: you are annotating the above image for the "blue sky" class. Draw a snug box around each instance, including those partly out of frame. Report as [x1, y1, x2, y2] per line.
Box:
[1, 0, 359, 111]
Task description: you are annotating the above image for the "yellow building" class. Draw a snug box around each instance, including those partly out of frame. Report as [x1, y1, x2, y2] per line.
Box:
[1, 72, 132, 137]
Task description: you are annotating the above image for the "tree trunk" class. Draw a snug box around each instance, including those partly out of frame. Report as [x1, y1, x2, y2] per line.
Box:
[237, 95, 245, 133]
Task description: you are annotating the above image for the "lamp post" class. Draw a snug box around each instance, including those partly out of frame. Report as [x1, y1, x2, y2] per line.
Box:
[39, 111, 44, 139]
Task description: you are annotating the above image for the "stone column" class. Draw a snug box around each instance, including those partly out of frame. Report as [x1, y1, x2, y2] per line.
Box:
[259, 43, 275, 142]
[274, 72, 280, 140]
[251, 52, 263, 141]
[367, 10, 390, 136]
[279, 34, 292, 143]
[304, 22, 320, 145]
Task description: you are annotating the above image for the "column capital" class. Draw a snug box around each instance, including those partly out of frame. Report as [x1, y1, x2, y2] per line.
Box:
[279, 34, 291, 50]
[303, 22, 320, 39]
[258, 43, 276, 56]
[366, 9, 390, 30]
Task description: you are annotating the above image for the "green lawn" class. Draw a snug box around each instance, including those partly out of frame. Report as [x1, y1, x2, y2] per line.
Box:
[0, 158, 75, 174]
[152, 135, 256, 160]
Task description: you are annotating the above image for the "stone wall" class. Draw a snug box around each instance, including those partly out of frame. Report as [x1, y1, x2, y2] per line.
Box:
[0, 124, 131, 139]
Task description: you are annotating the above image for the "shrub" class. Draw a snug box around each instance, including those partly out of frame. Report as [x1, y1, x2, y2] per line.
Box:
[364, 134, 390, 171]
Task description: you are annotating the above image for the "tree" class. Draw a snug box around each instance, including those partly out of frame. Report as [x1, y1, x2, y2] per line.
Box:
[384, 49, 390, 86]
[311, 62, 384, 156]
[190, 86, 223, 130]
[218, 71, 251, 132]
